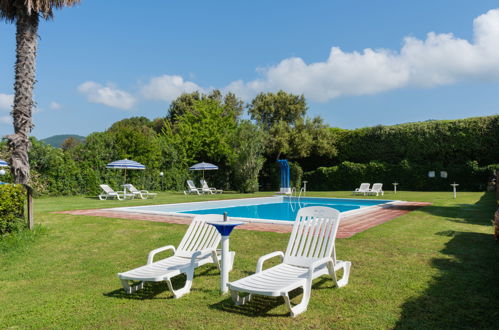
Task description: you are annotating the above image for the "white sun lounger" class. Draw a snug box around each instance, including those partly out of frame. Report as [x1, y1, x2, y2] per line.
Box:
[367, 183, 384, 196]
[353, 183, 370, 195]
[124, 184, 157, 199]
[118, 214, 234, 298]
[98, 184, 133, 200]
[228, 206, 351, 317]
[184, 180, 202, 195]
[200, 179, 223, 194]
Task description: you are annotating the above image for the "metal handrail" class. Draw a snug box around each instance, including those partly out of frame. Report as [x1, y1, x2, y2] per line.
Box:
[288, 187, 297, 212]
[298, 187, 305, 201]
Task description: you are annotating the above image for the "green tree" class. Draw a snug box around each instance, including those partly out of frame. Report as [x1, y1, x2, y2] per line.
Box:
[173, 99, 237, 163]
[108, 116, 152, 132]
[163, 98, 239, 188]
[248, 91, 336, 161]
[168, 90, 243, 123]
[29, 138, 82, 195]
[230, 121, 265, 192]
[248, 90, 307, 130]
[1, 0, 81, 184]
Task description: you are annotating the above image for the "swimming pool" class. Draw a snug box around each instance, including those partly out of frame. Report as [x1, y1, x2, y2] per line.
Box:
[114, 196, 394, 223]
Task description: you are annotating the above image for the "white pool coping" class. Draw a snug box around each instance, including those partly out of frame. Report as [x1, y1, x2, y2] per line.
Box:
[108, 195, 401, 226]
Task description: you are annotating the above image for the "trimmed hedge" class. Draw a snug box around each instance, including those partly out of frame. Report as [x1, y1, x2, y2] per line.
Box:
[0, 184, 26, 234]
[304, 161, 499, 191]
[335, 116, 499, 166]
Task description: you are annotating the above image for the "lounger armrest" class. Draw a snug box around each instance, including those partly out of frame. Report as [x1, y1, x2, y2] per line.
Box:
[189, 250, 214, 266]
[147, 245, 176, 264]
[308, 257, 334, 278]
[256, 251, 284, 273]
[139, 190, 149, 193]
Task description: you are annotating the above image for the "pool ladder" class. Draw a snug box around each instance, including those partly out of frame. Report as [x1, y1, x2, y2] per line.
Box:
[288, 187, 304, 212]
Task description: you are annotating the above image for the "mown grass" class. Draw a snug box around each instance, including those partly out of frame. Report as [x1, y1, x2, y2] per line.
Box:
[0, 190, 497, 329]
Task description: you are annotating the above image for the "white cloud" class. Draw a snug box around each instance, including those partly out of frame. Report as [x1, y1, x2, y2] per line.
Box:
[78, 81, 136, 110]
[0, 116, 11, 124]
[49, 101, 62, 110]
[0, 94, 13, 111]
[220, 8, 499, 101]
[141, 74, 205, 101]
[84, 8, 499, 106]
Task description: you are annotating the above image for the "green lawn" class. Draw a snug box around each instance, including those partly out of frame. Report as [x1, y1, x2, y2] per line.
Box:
[0, 191, 497, 329]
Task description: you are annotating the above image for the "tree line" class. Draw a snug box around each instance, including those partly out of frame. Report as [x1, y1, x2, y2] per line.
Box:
[1, 90, 497, 195]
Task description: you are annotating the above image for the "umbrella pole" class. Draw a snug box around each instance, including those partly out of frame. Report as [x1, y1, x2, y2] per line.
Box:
[124, 168, 127, 193]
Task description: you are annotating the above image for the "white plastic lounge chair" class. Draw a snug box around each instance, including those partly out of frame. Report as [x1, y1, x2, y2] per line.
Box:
[124, 184, 157, 199]
[184, 180, 202, 195]
[228, 206, 351, 317]
[353, 183, 370, 195]
[368, 183, 384, 196]
[200, 179, 223, 194]
[98, 184, 133, 200]
[118, 214, 234, 298]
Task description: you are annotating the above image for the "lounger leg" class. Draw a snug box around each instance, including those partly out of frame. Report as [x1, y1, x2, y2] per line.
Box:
[121, 279, 144, 294]
[165, 270, 194, 299]
[328, 261, 352, 288]
[228, 251, 235, 272]
[282, 284, 311, 317]
[230, 290, 252, 305]
[211, 251, 221, 271]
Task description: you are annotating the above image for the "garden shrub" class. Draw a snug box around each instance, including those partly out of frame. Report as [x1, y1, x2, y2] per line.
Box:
[290, 161, 303, 189]
[304, 161, 499, 191]
[0, 184, 26, 235]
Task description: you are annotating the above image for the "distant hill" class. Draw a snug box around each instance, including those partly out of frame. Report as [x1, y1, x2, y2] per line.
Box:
[40, 134, 86, 148]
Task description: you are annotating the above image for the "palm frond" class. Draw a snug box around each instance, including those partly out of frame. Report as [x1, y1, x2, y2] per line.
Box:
[0, 0, 81, 21]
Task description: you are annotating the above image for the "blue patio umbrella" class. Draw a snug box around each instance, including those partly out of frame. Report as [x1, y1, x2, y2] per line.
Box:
[106, 159, 145, 184]
[189, 162, 218, 180]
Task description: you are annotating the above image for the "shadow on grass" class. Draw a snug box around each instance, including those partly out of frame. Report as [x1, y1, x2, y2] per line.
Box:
[209, 276, 333, 317]
[104, 266, 219, 300]
[418, 191, 495, 226]
[395, 230, 499, 329]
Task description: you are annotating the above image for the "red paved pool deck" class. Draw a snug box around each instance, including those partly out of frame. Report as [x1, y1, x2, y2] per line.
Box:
[55, 201, 430, 238]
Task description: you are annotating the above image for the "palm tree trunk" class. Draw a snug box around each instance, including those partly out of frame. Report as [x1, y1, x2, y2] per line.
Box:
[7, 11, 39, 184]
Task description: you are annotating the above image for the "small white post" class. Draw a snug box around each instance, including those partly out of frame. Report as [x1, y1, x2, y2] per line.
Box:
[392, 182, 399, 194]
[303, 181, 308, 196]
[450, 183, 459, 199]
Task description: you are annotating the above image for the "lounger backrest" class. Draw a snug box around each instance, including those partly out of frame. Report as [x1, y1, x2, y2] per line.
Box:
[175, 214, 222, 258]
[359, 183, 370, 191]
[284, 206, 341, 268]
[187, 180, 197, 190]
[124, 184, 139, 193]
[100, 184, 115, 194]
[200, 180, 209, 190]
[371, 183, 382, 191]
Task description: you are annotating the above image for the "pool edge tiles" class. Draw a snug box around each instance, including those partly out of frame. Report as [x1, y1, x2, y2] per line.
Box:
[109, 196, 398, 225]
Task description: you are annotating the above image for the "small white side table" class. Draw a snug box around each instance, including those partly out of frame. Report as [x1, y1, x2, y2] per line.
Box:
[207, 220, 243, 294]
[392, 182, 399, 194]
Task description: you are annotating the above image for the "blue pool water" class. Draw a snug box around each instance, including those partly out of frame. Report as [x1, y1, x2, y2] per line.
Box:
[180, 197, 390, 221]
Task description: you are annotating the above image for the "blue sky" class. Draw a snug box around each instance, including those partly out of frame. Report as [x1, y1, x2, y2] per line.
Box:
[1, 0, 499, 139]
